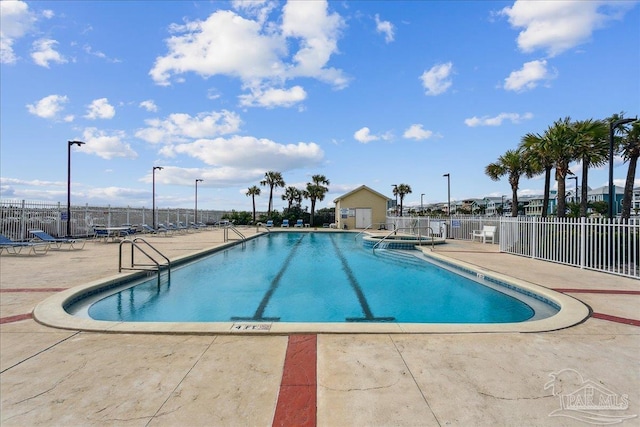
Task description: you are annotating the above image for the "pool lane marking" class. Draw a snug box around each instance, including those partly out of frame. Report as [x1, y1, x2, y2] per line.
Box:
[231, 234, 306, 322]
[272, 334, 317, 427]
[329, 235, 394, 322]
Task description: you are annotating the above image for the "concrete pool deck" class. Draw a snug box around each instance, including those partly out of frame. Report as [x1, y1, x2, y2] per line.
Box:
[1, 227, 638, 426]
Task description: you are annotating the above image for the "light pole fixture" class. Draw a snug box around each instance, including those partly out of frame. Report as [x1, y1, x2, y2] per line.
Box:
[420, 193, 425, 215]
[443, 174, 450, 216]
[609, 118, 636, 219]
[195, 179, 203, 224]
[66, 140, 85, 237]
[152, 166, 163, 229]
[392, 184, 398, 216]
[568, 176, 578, 204]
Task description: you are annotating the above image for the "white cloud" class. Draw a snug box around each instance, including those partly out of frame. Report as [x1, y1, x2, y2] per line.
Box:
[42, 9, 54, 19]
[30, 38, 67, 67]
[85, 98, 116, 120]
[504, 59, 556, 92]
[420, 62, 453, 96]
[135, 110, 242, 144]
[499, 0, 634, 57]
[464, 112, 534, 127]
[149, 1, 347, 108]
[26, 94, 68, 119]
[80, 128, 138, 160]
[354, 127, 379, 144]
[139, 100, 158, 112]
[375, 14, 394, 43]
[238, 85, 307, 108]
[1, 0, 35, 64]
[167, 135, 324, 172]
[403, 124, 433, 140]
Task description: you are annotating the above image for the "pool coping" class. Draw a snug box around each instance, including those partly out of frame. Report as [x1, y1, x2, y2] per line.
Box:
[33, 234, 591, 335]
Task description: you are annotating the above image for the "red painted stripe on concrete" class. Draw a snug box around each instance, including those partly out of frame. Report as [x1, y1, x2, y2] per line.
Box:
[553, 289, 640, 295]
[592, 313, 640, 327]
[272, 334, 317, 427]
[0, 313, 33, 324]
[0, 288, 68, 293]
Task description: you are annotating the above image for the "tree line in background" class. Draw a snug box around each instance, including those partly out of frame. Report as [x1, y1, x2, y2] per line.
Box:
[486, 113, 639, 220]
[226, 171, 332, 227]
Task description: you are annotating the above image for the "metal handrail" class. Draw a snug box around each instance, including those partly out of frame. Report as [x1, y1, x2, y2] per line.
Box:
[119, 237, 171, 286]
[255, 223, 271, 233]
[353, 224, 373, 240]
[372, 226, 434, 253]
[224, 224, 246, 247]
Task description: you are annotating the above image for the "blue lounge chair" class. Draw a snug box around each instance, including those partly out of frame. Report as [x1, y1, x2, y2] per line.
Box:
[282, 219, 289, 227]
[0, 234, 50, 255]
[265, 220, 274, 228]
[28, 229, 86, 250]
[142, 224, 170, 236]
[295, 219, 304, 227]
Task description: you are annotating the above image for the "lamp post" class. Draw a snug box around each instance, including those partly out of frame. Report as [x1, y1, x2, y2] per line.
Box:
[501, 195, 505, 217]
[152, 166, 163, 229]
[195, 179, 203, 224]
[569, 176, 578, 204]
[392, 184, 398, 216]
[66, 140, 85, 237]
[420, 193, 425, 215]
[443, 174, 450, 216]
[609, 118, 636, 219]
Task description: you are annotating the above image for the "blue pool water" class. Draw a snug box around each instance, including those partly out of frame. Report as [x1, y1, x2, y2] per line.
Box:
[86, 232, 541, 323]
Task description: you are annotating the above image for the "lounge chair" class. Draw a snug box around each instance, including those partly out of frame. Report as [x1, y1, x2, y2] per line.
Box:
[0, 234, 50, 255]
[282, 219, 289, 227]
[28, 229, 86, 250]
[265, 220, 274, 228]
[141, 224, 169, 236]
[294, 219, 304, 227]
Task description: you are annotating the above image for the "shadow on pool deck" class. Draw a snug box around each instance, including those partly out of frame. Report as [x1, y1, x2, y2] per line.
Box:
[1, 228, 638, 426]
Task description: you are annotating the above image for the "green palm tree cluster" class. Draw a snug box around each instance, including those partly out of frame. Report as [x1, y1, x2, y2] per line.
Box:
[392, 184, 412, 216]
[246, 171, 330, 226]
[486, 114, 637, 219]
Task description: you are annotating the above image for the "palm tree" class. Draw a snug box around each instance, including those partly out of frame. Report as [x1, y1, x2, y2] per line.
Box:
[572, 119, 608, 217]
[260, 171, 285, 216]
[618, 120, 640, 220]
[393, 184, 412, 216]
[281, 186, 303, 210]
[545, 117, 575, 218]
[245, 185, 261, 223]
[520, 132, 554, 217]
[485, 149, 529, 217]
[303, 174, 330, 226]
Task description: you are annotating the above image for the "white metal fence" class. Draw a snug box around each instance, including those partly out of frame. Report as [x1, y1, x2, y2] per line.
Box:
[499, 217, 638, 279]
[1, 199, 224, 241]
[388, 215, 638, 279]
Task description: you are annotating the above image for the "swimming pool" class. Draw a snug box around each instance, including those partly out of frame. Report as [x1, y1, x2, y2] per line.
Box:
[67, 232, 554, 323]
[34, 230, 589, 333]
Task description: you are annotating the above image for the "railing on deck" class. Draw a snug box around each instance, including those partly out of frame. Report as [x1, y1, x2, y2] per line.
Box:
[387, 215, 638, 279]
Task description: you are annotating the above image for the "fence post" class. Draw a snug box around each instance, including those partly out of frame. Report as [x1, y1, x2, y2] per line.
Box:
[20, 199, 26, 240]
[531, 217, 537, 259]
[580, 216, 586, 269]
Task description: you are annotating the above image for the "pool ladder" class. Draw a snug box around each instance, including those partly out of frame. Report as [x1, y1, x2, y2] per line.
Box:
[224, 224, 247, 248]
[119, 237, 171, 286]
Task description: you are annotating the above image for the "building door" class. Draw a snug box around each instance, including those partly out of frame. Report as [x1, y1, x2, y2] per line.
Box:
[355, 208, 372, 229]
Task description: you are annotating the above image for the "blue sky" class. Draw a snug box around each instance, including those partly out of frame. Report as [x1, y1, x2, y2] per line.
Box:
[1, 0, 639, 212]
